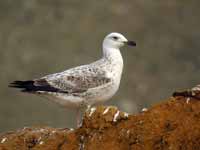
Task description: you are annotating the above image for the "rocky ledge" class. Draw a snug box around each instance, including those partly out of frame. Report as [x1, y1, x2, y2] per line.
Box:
[0, 94, 200, 150]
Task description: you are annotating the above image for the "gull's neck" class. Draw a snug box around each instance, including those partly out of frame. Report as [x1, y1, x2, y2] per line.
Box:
[102, 45, 123, 67]
[102, 45, 123, 84]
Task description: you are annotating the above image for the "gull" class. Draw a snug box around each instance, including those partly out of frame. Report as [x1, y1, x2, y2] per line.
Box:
[9, 32, 136, 126]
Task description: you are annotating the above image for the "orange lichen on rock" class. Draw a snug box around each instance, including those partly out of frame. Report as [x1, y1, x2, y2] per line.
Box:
[0, 96, 200, 150]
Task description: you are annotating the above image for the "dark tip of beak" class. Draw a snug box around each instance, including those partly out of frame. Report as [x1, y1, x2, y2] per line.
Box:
[126, 41, 136, 47]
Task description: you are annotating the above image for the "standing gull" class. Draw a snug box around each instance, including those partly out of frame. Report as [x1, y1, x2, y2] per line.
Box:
[9, 32, 136, 126]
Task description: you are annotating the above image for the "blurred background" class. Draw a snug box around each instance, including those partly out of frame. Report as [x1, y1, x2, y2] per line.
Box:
[1, 0, 200, 132]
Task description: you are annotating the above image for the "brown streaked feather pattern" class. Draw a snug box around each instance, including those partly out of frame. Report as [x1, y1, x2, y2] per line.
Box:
[10, 64, 112, 94]
[46, 75, 111, 93]
[43, 63, 112, 94]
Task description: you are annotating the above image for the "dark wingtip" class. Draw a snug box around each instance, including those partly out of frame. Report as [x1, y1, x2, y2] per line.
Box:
[8, 80, 34, 88]
[9, 81, 19, 88]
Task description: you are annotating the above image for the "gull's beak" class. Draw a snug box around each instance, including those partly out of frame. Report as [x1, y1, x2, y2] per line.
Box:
[125, 40, 136, 47]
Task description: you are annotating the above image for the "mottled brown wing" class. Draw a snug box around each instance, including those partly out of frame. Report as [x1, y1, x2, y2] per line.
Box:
[47, 75, 111, 93]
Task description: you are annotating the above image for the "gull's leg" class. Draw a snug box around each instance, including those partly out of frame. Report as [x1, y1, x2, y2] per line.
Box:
[76, 108, 82, 128]
[76, 104, 91, 127]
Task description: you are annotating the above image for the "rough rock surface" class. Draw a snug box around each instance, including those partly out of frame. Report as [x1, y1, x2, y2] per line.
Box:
[0, 95, 200, 150]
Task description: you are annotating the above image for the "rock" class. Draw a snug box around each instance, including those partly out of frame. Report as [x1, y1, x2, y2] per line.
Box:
[0, 96, 200, 150]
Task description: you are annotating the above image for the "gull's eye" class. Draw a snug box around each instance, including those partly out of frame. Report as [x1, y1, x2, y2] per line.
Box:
[112, 36, 118, 40]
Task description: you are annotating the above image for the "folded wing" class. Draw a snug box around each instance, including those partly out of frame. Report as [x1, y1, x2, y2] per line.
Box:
[9, 66, 111, 94]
